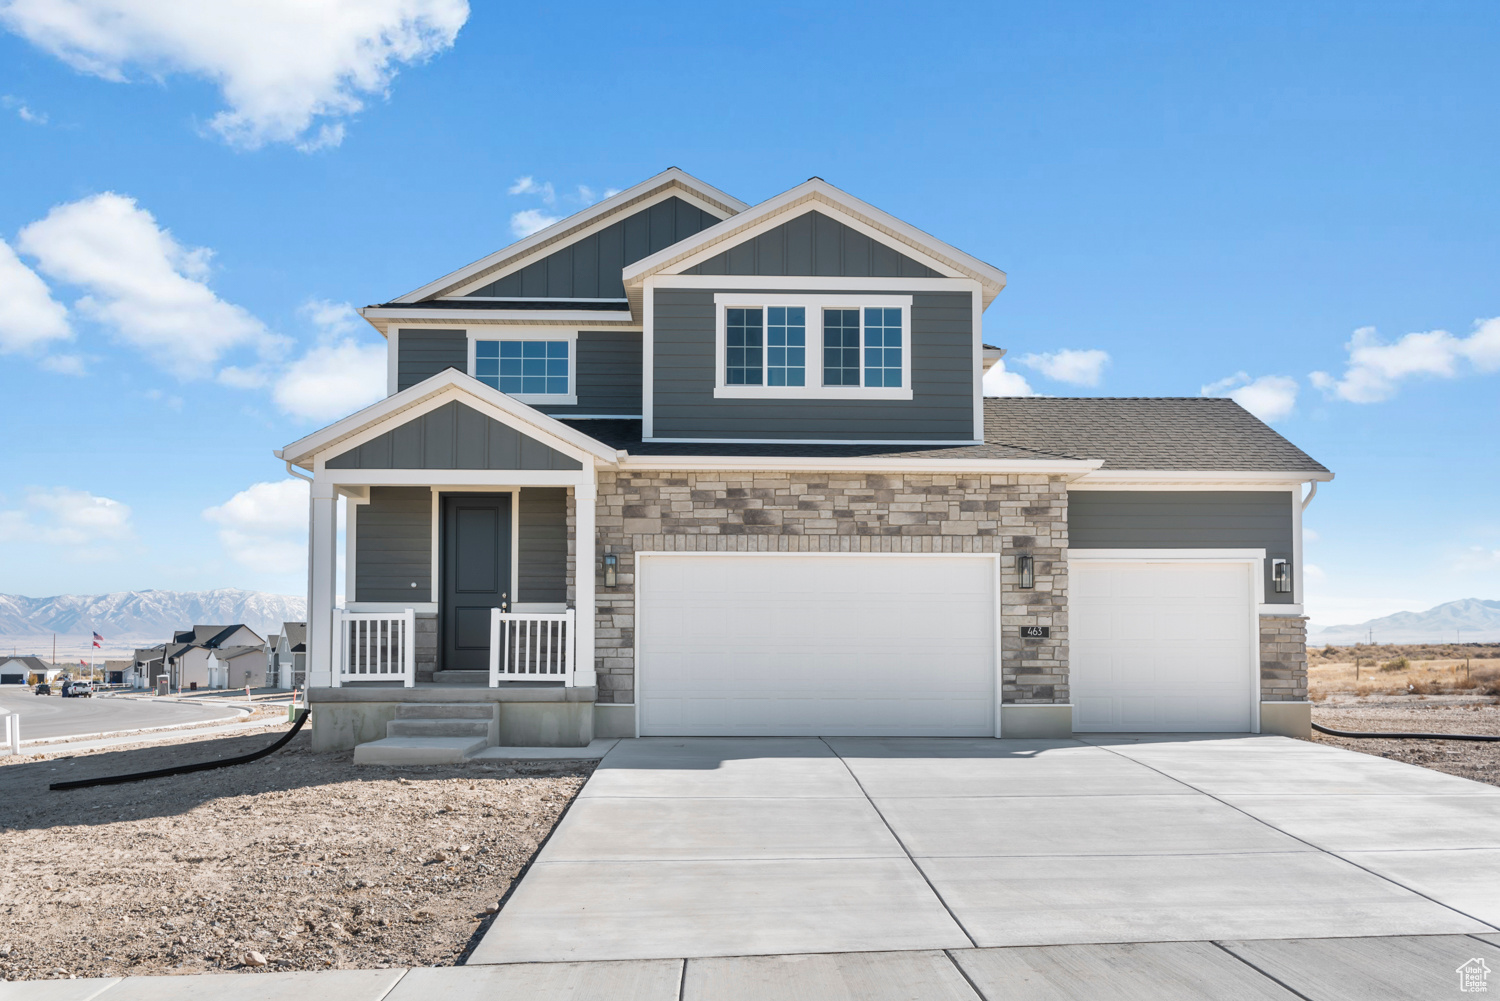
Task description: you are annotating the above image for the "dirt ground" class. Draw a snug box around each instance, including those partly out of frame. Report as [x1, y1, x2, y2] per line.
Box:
[1311, 699, 1500, 788]
[0, 720, 592, 982]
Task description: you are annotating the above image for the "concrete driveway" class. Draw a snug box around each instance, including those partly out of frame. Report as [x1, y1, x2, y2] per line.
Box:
[470, 734, 1500, 965]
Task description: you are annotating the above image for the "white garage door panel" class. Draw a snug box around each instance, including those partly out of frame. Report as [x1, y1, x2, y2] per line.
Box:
[638, 555, 996, 737]
[1071, 561, 1255, 733]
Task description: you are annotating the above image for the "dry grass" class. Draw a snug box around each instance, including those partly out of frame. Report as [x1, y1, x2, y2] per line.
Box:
[1309, 657, 1500, 700]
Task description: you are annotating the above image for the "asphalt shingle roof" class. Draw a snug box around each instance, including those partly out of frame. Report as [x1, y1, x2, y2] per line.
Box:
[560, 398, 1327, 473]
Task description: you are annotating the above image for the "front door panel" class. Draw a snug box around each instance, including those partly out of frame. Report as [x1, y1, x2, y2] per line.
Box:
[442, 493, 512, 671]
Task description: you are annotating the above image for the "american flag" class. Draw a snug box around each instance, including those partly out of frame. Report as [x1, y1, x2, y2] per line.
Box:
[92, 632, 103, 648]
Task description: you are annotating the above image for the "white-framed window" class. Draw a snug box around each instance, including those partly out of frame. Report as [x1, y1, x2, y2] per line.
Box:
[712, 294, 913, 400]
[466, 329, 578, 405]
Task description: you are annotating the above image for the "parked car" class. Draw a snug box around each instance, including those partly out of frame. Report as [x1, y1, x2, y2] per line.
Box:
[69, 680, 93, 698]
[34, 682, 51, 696]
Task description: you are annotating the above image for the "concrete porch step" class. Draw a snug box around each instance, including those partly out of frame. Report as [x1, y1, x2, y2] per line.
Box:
[388, 718, 490, 738]
[395, 702, 492, 720]
[431, 670, 489, 684]
[353, 736, 487, 765]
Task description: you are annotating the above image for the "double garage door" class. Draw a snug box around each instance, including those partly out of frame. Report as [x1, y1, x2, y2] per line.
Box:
[637, 554, 997, 737]
[634, 553, 1259, 736]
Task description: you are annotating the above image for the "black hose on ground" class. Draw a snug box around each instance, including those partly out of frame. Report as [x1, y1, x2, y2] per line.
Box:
[49, 708, 309, 791]
[1311, 721, 1500, 742]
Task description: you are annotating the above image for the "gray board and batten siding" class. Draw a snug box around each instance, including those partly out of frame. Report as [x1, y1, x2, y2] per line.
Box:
[685, 210, 943, 279]
[652, 288, 974, 441]
[464, 197, 722, 300]
[396, 329, 467, 392]
[354, 487, 431, 602]
[325, 401, 582, 471]
[354, 487, 567, 605]
[1068, 490, 1297, 604]
[517, 488, 567, 604]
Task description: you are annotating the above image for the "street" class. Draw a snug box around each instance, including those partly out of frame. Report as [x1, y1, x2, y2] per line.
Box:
[0, 691, 242, 741]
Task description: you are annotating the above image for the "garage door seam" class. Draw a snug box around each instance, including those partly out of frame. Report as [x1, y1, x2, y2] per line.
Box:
[819, 736, 978, 949]
[1088, 742, 1500, 932]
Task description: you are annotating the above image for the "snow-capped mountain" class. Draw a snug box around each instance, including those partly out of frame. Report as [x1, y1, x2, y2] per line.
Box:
[1310, 598, 1500, 644]
[0, 588, 306, 656]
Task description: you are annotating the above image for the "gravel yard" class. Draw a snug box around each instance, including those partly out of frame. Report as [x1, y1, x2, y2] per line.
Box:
[1312, 699, 1500, 788]
[0, 720, 592, 982]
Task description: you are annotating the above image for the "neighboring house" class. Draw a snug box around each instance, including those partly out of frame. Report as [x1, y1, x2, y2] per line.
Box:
[132, 646, 165, 689]
[277, 168, 1331, 752]
[0, 656, 49, 685]
[102, 659, 131, 685]
[168, 625, 265, 690]
[206, 645, 267, 689]
[268, 623, 307, 690]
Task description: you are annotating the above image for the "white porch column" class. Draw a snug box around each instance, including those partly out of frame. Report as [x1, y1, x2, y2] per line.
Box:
[306, 478, 340, 688]
[574, 479, 597, 689]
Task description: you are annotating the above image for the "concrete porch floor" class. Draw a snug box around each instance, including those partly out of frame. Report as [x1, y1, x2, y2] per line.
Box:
[471, 734, 1500, 965]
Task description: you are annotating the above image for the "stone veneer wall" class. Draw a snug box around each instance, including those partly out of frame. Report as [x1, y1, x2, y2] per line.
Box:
[1259, 614, 1308, 701]
[414, 611, 438, 682]
[591, 470, 1069, 706]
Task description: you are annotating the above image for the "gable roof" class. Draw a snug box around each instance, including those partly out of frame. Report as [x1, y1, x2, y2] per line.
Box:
[211, 645, 264, 662]
[278, 368, 619, 470]
[621, 178, 1009, 317]
[172, 624, 263, 649]
[391, 168, 749, 304]
[280, 622, 307, 650]
[0, 655, 50, 672]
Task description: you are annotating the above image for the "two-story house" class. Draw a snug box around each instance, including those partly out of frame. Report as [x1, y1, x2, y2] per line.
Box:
[279, 169, 1330, 760]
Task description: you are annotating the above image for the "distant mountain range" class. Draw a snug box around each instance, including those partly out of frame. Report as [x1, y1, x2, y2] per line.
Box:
[0, 588, 306, 657]
[1310, 598, 1500, 644]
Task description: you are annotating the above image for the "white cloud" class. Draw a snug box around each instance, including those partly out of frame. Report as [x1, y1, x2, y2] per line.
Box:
[271, 300, 386, 421]
[203, 479, 308, 574]
[509, 208, 562, 238]
[0, 237, 71, 354]
[1310, 318, 1500, 403]
[508, 176, 555, 204]
[1303, 527, 1320, 543]
[1200, 371, 1299, 422]
[982, 360, 1036, 397]
[0, 487, 132, 546]
[1, 94, 47, 123]
[0, 0, 469, 150]
[16, 192, 288, 378]
[38, 353, 87, 375]
[1017, 348, 1110, 387]
[1303, 563, 1326, 582]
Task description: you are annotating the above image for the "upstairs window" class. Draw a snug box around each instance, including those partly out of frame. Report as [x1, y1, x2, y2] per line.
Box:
[475, 339, 570, 396]
[714, 295, 912, 400]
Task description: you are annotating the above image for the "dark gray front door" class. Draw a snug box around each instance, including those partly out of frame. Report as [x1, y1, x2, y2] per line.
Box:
[441, 493, 512, 672]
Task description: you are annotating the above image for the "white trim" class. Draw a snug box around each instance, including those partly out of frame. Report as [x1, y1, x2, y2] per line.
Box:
[1289, 485, 1304, 606]
[362, 308, 635, 324]
[467, 328, 579, 407]
[622, 179, 1007, 303]
[394, 169, 748, 303]
[643, 286, 655, 438]
[558, 414, 644, 420]
[386, 328, 400, 397]
[1068, 548, 1266, 734]
[442, 296, 630, 304]
[633, 550, 1004, 738]
[1070, 471, 1334, 489]
[640, 437, 982, 446]
[346, 601, 438, 614]
[616, 454, 1100, 474]
[325, 469, 591, 488]
[710, 294, 914, 401]
[648, 275, 982, 292]
[279, 369, 618, 468]
[1259, 603, 1305, 616]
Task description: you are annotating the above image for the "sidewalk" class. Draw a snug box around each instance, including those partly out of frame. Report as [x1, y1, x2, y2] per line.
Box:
[10, 935, 1500, 1000]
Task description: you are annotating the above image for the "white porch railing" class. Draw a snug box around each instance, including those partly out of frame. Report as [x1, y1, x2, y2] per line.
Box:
[336, 608, 416, 687]
[489, 608, 575, 686]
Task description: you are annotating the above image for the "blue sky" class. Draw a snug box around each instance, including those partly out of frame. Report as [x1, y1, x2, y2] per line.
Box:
[0, 0, 1496, 628]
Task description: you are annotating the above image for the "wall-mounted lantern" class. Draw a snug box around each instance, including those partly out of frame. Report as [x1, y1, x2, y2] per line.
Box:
[1272, 559, 1292, 594]
[603, 552, 618, 588]
[1017, 554, 1035, 590]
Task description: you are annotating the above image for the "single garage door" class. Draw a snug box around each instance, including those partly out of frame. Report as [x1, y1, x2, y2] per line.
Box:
[1070, 559, 1257, 732]
[637, 554, 997, 737]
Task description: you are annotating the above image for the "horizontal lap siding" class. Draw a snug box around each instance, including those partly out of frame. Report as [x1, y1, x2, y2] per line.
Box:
[397, 329, 467, 391]
[536, 330, 643, 417]
[1068, 490, 1296, 604]
[517, 488, 567, 604]
[652, 288, 973, 440]
[355, 487, 431, 602]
